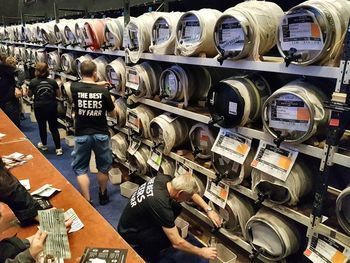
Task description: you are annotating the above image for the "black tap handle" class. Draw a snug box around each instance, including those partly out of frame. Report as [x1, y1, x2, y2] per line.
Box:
[152, 142, 163, 150]
[285, 48, 302, 67]
[208, 115, 224, 128]
[213, 172, 224, 185]
[249, 248, 264, 262]
[217, 47, 234, 66]
[254, 192, 267, 208]
[193, 146, 202, 158]
[42, 42, 49, 47]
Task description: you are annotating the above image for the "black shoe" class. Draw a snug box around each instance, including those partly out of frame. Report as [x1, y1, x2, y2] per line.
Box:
[99, 188, 109, 205]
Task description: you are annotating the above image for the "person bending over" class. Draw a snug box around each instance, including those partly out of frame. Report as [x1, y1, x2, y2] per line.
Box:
[118, 173, 222, 262]
[70, 60, 116, 205]
[28, 63, 63, 156]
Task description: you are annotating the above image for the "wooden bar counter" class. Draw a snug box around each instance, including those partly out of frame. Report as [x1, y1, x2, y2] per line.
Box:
[0, 111, 145, 263]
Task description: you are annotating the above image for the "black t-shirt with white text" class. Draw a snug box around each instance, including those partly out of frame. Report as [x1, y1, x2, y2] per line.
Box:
[71, 82, 115, 136]
[29, 77, 59, 108]
[118, 174, 182, 238]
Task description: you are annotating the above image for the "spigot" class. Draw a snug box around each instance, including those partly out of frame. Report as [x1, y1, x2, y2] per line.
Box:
[70, 42, 79, 47]
[42, 42, 49, 47]
[273, 131, 288, 148]
[152, 142, 163, 150]
[249, 247, 264, 262]
[217, 47, 234, 66]
[213, 172, 225, 185]
[208, 115, 224, 128]
[284, 48, 302, 67]
[192, 146, 202, 158]
[55, 40, 62, 45]
[254, 192, 267, 208]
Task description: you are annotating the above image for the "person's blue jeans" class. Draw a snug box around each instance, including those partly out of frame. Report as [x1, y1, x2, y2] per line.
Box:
[71, 134, 112, 175]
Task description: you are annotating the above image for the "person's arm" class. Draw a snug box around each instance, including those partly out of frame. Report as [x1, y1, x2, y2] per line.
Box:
[0, 173, 41, 225]
[52, 79, 61, 98]
[5, 230, 48, 263]
[104, 90, 116, 118]
[27, 81, 34, 97]
[162, 226, 217, 260]
[191, 194, 222, 228]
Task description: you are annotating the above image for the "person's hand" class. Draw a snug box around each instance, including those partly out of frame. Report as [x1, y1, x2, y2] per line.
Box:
[96, 81, 111, 88]
[28, 230, 48, 259]
[200, 247, 217, 260]
[65, 218, 73, 233]
[207, 210, 222, 228]
[14, 87, 23, 98]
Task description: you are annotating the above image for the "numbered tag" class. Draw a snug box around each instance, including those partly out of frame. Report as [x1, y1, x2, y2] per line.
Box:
[304, 233, 350, 263]
[251, 141, 298, 181]
[126, 67, 140, 91]
[204, 180, 229, 209]
[211, 129, 251, 164]
[147, 148, 163, 171]
[127, 110, 140, 133]
[127, 139, 141, 155]
[199, 130, 209, 147]
[280, 11, 324, 51]
[174, 161, 193, 177]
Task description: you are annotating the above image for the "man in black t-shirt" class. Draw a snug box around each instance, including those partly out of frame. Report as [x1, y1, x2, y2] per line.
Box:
[118, 173, 222, 262]
[70, 60, 116, 205]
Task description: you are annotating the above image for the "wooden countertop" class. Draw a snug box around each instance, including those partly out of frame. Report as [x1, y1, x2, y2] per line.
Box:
[0, 110, 145, 263]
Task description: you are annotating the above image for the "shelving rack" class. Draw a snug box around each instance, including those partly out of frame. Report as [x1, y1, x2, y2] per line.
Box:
[2, 1, 350, 260]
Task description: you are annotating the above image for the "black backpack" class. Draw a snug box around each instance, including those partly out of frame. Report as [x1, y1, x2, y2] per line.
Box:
[35, 80, 56, 101]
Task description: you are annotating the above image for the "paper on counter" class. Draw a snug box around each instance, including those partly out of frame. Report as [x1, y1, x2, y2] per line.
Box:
[31, 184, 61, 197]
[2, 152, 33, 169]
[64, 208, 84, 233]
[19, 179, 31, 190]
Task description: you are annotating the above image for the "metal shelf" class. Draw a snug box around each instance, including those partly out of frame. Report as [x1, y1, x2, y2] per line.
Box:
[59, 46, 125, 57]
[55, 72, 79, 81]
[139, 53, 340, 79]
[182, 203, 269, 263]
[2, 41, 339, 79]
[138, 98, 211, 124]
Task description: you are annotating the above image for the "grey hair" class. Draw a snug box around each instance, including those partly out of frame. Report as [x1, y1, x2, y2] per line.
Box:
[171, 174, 199, 195]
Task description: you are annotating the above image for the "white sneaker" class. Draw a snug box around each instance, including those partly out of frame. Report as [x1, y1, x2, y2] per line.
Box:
[56, 148, 63, 156]
[37, 142, 48, 151]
